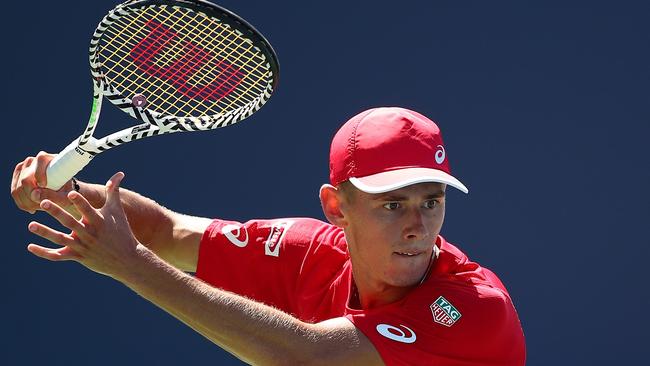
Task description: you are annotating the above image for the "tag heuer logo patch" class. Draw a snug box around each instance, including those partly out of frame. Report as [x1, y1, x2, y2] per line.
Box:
[430, 296, 462, 327]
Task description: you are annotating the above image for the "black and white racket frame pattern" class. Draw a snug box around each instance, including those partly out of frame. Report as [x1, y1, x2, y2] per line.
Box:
[45, 0, 279, 190]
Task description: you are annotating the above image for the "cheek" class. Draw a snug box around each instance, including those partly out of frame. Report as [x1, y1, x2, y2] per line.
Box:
[432, 214, 444, 232]
[345, 219, 394, 257]
[427, 207, 445, 232]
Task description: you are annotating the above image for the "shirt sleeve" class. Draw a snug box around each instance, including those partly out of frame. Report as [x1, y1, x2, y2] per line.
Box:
[194, 217, 336, 316]
[345, 280, 526, 366]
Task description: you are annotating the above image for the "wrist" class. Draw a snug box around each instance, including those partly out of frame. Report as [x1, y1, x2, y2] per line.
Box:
[115, 244, 161, 287]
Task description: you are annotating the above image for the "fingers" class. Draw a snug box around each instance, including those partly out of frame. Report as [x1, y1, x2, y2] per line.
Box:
[106, 172, 125, 194]
[105, 172, 126, 211]
[11, 157, 38, 214]
[11, 160, 24, 193]
[27, 244, 80, 262]
[28, 221, 84, 251]
[11, 152, 57, 215]
[100, 172, 130, 229]
[39, 200, 88, 236]
[34, 151, 54, 188]
[11, 161, 25, 203]
[68, 190, 102, 224]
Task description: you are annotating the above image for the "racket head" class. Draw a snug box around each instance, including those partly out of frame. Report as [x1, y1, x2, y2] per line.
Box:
[91, 0, 279, 130]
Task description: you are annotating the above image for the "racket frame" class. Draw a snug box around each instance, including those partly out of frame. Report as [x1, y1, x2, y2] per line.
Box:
[45, 0, 279, 190]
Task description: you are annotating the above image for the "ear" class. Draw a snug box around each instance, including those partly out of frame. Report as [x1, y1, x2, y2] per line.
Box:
[319, 184, 348, 228]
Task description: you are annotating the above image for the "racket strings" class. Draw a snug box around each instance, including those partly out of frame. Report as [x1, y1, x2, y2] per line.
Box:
[179, 17, 258, 115]
[107, 8, 267, 104]
[145, 13, 260, 115]
[98, 5, 271, 118]
[103, 7, 266, 114]
[124, 14, 249, 102]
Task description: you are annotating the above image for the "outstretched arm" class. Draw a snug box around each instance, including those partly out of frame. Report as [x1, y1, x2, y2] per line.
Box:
[11, 152, 208, 271]
[26, 172, 384, 365]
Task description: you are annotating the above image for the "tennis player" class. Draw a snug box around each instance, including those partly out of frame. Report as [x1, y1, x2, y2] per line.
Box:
[12, 107, 526, 365]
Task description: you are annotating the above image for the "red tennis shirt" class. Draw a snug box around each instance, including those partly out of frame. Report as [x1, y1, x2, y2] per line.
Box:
[196, 218, 526, 365]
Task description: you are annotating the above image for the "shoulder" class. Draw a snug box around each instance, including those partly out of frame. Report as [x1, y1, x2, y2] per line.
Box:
[419, 236, 523, 336]
[413, 274, 521, 338]
[412, 276, 525, 363]
[413, 237, 526, 363]
[346, 238, 526, 365]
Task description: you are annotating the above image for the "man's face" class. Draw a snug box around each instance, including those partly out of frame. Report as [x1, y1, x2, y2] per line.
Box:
[339, 182, 446, 290]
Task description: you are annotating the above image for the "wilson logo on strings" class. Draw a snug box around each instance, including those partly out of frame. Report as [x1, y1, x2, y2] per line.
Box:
[130, 20, 244, 101]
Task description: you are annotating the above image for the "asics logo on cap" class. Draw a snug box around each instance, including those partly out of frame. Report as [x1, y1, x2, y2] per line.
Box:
[435, 145, 446, 164]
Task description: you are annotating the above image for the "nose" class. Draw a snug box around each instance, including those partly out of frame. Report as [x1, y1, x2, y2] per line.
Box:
[403, 208, 429, 241]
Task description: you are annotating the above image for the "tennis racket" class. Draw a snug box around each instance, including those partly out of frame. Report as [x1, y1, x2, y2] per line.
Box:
[45, 0, 279, 190]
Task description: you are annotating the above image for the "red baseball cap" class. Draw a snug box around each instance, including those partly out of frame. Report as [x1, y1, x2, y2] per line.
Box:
[329, 107, 468, 194]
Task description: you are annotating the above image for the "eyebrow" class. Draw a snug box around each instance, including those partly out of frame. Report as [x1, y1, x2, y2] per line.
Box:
[372, 191, 446, 201]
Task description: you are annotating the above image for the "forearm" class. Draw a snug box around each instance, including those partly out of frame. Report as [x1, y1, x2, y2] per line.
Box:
[122, 246, 367, 366]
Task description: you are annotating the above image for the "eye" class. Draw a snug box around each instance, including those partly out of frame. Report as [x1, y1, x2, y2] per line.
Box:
[383, 202, 400, 210]
[423, 199, 438, 209]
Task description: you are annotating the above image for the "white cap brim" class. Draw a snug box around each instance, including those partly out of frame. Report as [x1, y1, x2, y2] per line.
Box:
[349, 167, 469, 194]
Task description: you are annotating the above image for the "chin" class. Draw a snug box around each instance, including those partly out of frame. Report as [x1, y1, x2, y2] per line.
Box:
[385, 272, 425, 288]
[385, 259, 429, 286]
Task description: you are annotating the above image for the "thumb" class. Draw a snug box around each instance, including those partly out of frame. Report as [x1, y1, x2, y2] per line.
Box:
[105, 172, 126, 211]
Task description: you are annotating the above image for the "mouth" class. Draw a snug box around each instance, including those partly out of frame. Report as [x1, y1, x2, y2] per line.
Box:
[393, 250, 424, 257]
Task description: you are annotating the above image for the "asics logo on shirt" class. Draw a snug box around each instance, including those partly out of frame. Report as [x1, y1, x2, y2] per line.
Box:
[376, 323, 417, 344]
[435, 145, 446, 164]
[222, 224, 249, 247]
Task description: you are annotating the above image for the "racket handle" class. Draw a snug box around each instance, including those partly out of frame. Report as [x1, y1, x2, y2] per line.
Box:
[45, 140, 94, 190]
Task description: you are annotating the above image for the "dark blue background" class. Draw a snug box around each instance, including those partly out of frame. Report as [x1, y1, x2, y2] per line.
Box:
[3, 1, 648, 365]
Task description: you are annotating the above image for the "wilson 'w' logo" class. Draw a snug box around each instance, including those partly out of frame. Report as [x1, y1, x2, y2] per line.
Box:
[129, 20, 244, 101]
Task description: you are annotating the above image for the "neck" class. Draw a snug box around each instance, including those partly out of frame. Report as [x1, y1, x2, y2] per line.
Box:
[349, 248, 437, 309]
[360, 283, 414, 309]
[348, 271, 416, 309]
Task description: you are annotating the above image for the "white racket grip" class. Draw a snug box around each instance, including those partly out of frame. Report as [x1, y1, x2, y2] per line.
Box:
[45, 140, 94, 190]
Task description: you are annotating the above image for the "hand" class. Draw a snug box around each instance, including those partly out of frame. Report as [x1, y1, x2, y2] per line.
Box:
[11, 152, 76, 215]
[27, 172, 143, 281]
